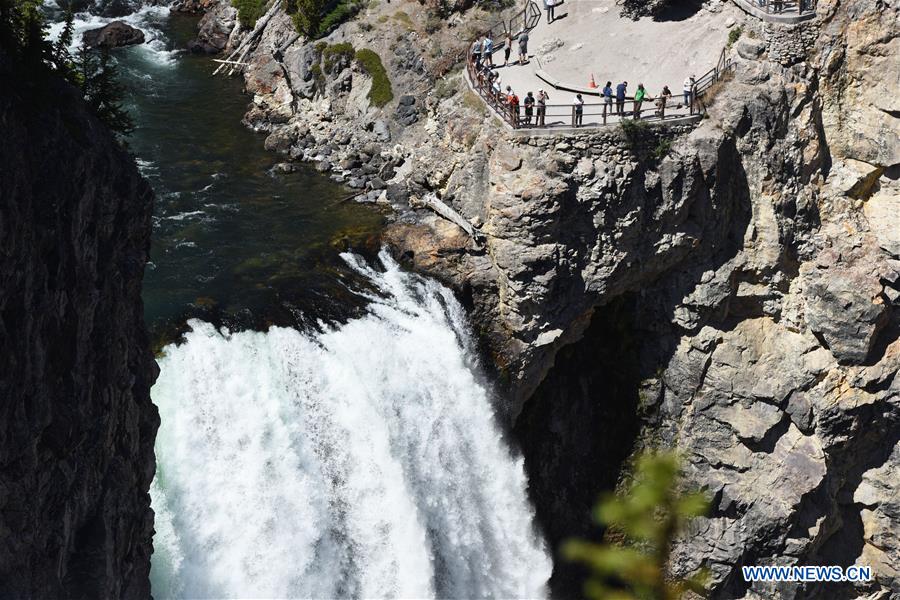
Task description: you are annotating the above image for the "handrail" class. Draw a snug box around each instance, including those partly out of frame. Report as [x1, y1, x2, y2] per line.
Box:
[464, 2, 733, 130]
[738, 0, 817, 15]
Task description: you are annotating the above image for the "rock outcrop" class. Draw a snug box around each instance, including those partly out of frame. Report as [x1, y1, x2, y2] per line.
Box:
[0, 53, 158, 597]
[82, 20, 146, 49]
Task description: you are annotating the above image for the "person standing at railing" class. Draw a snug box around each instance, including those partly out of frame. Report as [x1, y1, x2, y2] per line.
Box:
[655, 85, 672, 119]
[633, 84, 646, 119]
[483, 34, 494, 67]
[543, 0, 555, 24]
[616, 81, 628, 115]
[682, 75, 695, 107]
[503, 32, 513, 67]
[523, 92, 535, 126]
[472, 37, 482, 64]
[536, 89, 549, 126]
[572, 93, 584, 127]
[602, 81, 613, 113]
[518, 30, 530, 65]
[508, 88, 521, 127]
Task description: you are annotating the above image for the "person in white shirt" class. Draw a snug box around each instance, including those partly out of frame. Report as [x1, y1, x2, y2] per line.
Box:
[572, 93, 584, 127]
[683, 75, 695, 107]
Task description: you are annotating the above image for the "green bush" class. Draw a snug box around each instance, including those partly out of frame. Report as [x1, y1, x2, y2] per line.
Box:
[355, 48, 392, 107]
[322, 41, 354, 72]
[727, 26, 742, 47]
[563, 452, 710, 600]
[286, 0, 363, 39]
[231, 0, 267, 27]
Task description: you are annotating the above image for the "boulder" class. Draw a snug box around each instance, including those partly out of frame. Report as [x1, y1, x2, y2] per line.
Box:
[736, 39, 766, 60]
[82, 21, 145, 49]
[189, 2, 237, 54]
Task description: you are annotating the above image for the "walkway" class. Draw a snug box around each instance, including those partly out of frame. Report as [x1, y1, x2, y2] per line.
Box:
[504, 1, 739, 102]
[470, 0, 742, 129]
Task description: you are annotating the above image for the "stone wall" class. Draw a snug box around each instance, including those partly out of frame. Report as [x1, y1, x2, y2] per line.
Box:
[764, 20, 820, 66]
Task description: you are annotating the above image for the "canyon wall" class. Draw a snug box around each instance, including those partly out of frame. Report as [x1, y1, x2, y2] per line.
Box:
[191, 0, 898, 596]
[0, 55, 158, 597]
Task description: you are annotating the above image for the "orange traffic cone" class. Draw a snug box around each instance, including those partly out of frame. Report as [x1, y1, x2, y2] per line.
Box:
[588, 73, 598, 88]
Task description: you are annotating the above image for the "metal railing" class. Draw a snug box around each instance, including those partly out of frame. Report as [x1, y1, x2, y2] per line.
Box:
[464, 2, 735, 130]
[738, 0, 817, 15]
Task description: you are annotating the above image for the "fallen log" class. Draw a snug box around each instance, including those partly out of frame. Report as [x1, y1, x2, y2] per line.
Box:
[413, 192, 485, 246]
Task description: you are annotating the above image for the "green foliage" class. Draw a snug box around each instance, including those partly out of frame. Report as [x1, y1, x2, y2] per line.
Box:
[286, 0, 363, 39]
[322, 41, 354, 72]
[563, 452, 710, 600]
[727, 26, 742, 47]
[77, 45, 134, 140]
[354, 48, 392, 107]
[0, 0, 132, 142]
[231, 0, 268, 27]
[1, 0, 52, 66]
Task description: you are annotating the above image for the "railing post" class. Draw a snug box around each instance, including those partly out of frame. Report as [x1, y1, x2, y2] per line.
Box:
[602, 102, 607, 125]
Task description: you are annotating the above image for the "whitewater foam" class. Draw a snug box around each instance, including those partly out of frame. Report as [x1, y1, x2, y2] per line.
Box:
[150, 251, 551, 599]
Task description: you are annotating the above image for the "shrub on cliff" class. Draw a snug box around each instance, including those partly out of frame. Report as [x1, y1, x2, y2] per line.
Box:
[286, 0, 363, 39]
[355, 48, 393, 108]
[231, 0, 267, 27]
[564, 452, 710, 600]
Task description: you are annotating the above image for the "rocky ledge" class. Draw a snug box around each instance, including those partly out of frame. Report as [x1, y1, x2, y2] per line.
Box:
[185, 0, 898, 596]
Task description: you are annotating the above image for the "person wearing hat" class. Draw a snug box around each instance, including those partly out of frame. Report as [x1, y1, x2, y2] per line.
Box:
[536, 89, 549, 126]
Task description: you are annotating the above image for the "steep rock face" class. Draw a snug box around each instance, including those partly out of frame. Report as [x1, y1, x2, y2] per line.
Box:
[0, 57, 158, 597]
[186, 0, 898, 596]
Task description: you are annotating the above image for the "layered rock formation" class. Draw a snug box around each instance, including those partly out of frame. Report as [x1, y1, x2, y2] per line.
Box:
[0, 54, 158, 597]
[186, 0, 898, 596]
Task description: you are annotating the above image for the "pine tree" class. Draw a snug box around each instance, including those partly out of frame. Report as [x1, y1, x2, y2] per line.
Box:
[52, 6, 78, 84]
[77, 44, 134, 140]
[287, 0, 328, 38]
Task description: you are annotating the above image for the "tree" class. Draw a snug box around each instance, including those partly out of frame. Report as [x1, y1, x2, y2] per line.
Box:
[77, 44, 134, 139]
[563, 452, 710, 600]
[287, 0, 328, 38]
[52, 6, 79, 83]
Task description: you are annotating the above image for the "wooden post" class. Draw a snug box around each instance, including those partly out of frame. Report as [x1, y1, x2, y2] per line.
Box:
[571, 105, 576, 127]
[602, 102, 607, 125]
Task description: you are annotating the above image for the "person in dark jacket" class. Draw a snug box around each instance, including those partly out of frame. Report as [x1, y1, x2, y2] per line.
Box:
[615, 81, 628, 115]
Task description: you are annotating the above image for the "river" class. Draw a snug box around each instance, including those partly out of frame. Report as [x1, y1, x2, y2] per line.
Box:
[49, 5, 552, 597]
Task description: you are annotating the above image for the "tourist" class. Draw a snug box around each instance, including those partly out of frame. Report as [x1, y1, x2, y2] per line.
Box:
[683, 74, 695, 107]
[492, 75, 502, 99]
[656, 85, 672, 118]
[615, 81, 627, 115]
[633, 83, 646, 119]
[518, 30, 529, 64]
[472, 37, 482, 63]
[602, 80, 613, 113]
[572, 93, 584, 127]
[523, 91, 535, 125]
[536, 89, 549, 126]
[503, 32, 513, 66]
[543, 0, 555, 24]
[508, 88, 521, 126]
[483, 34, 494, 67]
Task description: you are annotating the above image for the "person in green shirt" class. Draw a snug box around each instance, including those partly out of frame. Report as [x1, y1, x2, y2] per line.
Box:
[633, 83, 646, 120]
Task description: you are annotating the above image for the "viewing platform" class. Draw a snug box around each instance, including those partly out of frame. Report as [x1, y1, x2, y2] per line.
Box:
[731, 0, 818, 23]
[465, 0, 738, 131]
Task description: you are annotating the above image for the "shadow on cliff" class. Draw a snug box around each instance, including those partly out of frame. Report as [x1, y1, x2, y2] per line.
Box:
[514, 131, 755, 598]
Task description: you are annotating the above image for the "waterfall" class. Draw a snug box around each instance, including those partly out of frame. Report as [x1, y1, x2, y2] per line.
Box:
[150, 251, 551, 599]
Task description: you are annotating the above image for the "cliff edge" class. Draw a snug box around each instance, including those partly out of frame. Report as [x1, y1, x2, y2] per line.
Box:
[0, 53, 158, 598]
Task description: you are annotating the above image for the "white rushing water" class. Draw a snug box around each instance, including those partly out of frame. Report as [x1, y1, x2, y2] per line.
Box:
[150, 251, 551, 599]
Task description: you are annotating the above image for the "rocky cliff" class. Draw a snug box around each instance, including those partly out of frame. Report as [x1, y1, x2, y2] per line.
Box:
[186, 0, 898, 596]
[0, 54, 158, 597]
